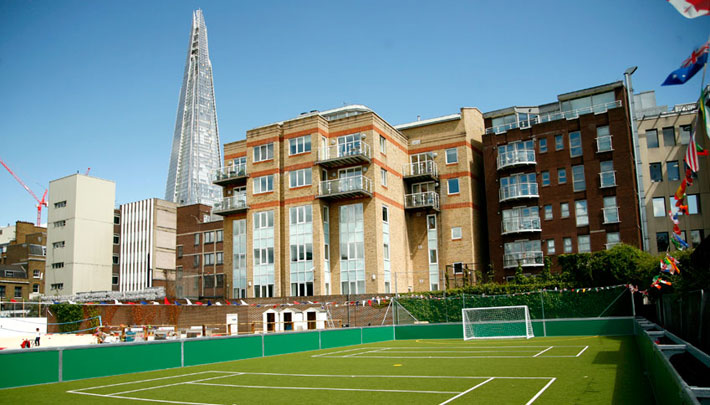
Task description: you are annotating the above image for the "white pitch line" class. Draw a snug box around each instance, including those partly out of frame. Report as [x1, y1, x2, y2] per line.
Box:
[225, 371, 553, 380]
[525, 377, 556, 405]
[382, 350, 540, 354]
[189, 381, 460, 395]
[439, 377, 495, 405]
[67, 390, 223, 405]
[322, 355, 579, 359]
[312, 347, 363, 357]
[533, 346, 554, 357]
[576, 346, 589, 357]
[67, 371, 228, 392]
[108, 374, 238, 396]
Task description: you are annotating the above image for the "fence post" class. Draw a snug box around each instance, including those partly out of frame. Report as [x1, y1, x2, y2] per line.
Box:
[539, 291, 547, 337]
[58, 348, 63, 382]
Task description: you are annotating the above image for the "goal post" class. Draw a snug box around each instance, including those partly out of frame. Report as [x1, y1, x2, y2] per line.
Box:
[462, 305, 534, 340]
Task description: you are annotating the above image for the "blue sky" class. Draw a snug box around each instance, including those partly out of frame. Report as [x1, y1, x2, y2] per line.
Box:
[0, 0, 708, 226]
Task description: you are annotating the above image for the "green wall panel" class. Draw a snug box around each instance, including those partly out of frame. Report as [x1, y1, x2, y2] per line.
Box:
[531, 321, 545, 336]
[363, 326, 394, 343]
[0, 350, 59, 389]
[184, 335, 262, 366]
[395, 323, 463, 340]
[635, 333, 694, 404]
[544, 318, 633, 336]
[62, 342, 181, 381]
[263, 331, 319, 356]
[320, 328, 361, 349]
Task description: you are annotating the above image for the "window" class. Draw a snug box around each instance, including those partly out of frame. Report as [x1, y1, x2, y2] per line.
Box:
[657, 232, 670, 252]
[54, 201, 66, 208]
[561, 202, 570, 218]
[687, 194, 700, 214]
[563, 237, 573, 253]
[0, 285, 4, 296]
[382, 205, 389, 223]
[575, 200, 589, 227]
[680, 125, 692, 145]
[600, 161, 615, 187]
[254, 210, 274, 229]
[380, 135, 387, 154]
[448, 178, 460, 194]
[578, 235, 591, 253]
[558, 168, 567, 184]
[53, 241, 65, 248]
[53, 220, 65, 228]
[112, 274, 118, 285]
[662, 127, 676, 146]
[177, 245, 183, 258]
[665, 160, 681, 182]
[15, 287, 22, 298]
[691, 230, 704, 247]
[289, 169, 311, 188]
[541, 171, 550, 186]
[547, 239, 555, 255]
[254, 174, 274, 194]
[572, 165, 585, 191]
[114, 215, 120, 225]
[603, 196, 619, 223]
[33, 270, 40, 278]
[596, 126, 612, 152]
[647, 129, 659, 148]
[194, 233, 200, 245]
[381, 168, 388, 187]
[544, 205, 553, 220]
[649, 163, 662, 182]
[290, 205, 313, 225]
[204, 253, 215, 265]
[652, 197, 666, 217]
[216, 230, 223, 242]
[289, 135, 311, 155]
[193, 255, 200, 268]
[204, 231, 215, 244]
[446, 148, 458, 164]
[253, 143, 273, 162]
[569, 131, 582, 157]
[50, 283, 63, 290]
[113, 234, 119, 245]
[32, 284, 39, 293]
[539, 138, 547, 153]
[451, 227, 462, 240]
[429, 248, 438, 264]
[606, 232, 620, 249]
[555, 134, 564, 151]
[112, 255, 119, 265]
[51, 262, 64, 269]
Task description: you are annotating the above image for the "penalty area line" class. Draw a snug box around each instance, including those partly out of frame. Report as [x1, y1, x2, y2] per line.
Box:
[576, 346, 589, 357]
[525, 377, 556, 405]
[533, 346, 554, 357]
[439, 377, 495, 405]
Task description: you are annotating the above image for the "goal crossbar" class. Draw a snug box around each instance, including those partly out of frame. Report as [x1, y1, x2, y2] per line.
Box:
[462, 305, 534, 340]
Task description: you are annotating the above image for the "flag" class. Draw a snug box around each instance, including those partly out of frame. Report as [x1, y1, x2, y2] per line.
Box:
[672, 233, 690, 249]
[185, 298, 193, 305]
[667, 0, 710, 18]
[674, 178, 688, 200]
[164, 297, 171, 305]
[662, 40, 709, 85]
[701, 88, 710, 140]
[686, 130, 701, 172]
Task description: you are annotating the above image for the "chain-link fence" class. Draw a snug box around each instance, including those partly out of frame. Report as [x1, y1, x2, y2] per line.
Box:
[656, 290, 709, 354]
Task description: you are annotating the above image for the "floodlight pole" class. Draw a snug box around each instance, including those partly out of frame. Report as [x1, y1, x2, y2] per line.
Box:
[624, 66, 649, 251]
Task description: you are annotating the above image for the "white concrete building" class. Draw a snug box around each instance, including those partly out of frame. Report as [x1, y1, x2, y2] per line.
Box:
[45, 174, 115, 295]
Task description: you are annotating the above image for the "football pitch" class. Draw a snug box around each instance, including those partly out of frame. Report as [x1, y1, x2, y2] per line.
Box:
[2, 336, 653, 404]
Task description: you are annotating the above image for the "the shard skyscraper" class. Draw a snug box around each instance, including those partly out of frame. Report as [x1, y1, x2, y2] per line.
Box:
[165, 10, 222, 206]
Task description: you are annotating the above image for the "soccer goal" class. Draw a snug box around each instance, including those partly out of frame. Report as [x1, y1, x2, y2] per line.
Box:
[462, 305, 534, 340]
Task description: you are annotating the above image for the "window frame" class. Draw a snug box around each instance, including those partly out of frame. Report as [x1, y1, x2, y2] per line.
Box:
[649, 162, 663, 182]
[558, 168, 567, 184]
[569, 131, 582, 157]
[254, 174, 274, 194]
[289, 168, 312, 189]
[652, 197, 666, 217]
[288, 135, 311, 156]
[646, 129, 659, 148]
[572, 165, 586, 192]
[379, 135, 387, 154]
[447, 178, 460, 195]
[380, 168, 388, 187]
[541, 170, 550, 186]
[253, 143, 274, 162]
[555, 134, 564, 151]
[445, 148, 458, 164]
[451, 227, 462, 240]
[539, 138, 547, 153]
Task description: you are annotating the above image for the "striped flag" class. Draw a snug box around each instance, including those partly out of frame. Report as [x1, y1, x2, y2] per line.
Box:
[701, 88, 710, 140]
[686, 130, 700, 172]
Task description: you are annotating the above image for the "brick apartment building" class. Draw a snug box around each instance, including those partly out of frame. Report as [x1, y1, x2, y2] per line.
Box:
[0, 221, 46, 299]
[213, 105, 486, 298]
[175, 204, 225, 299]
[482, 82, 642, 281]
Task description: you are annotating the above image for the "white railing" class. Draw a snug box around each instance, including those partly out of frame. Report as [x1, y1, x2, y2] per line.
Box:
[503, 251, 544, 268]
[497, 149, 536, 169]
[486, 100, 623, 134]
[404, 160, 438, 177]
[602, 207, 620, 224]
[213, 195, 248, 213]
[499, 182, 539, 202]
[599, 171, 616, 188]
[404, 191, 440, 210]
[213, 164, 247, 182]
[596, 135, 613, 152]
[501, 216, 541, 234]
[319, 175, 372, 196]
[605, 242, 620, 250]
[318, 141, 371, 161]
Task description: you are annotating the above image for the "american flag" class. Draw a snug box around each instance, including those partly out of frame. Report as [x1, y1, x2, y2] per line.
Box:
[685, 130, 700, 172]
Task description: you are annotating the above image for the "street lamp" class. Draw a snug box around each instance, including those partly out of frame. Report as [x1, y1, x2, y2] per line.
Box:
[624, 66, 649, 251]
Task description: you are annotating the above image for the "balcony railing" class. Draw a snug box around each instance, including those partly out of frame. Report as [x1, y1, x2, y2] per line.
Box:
[596, 135, 613, 152]
[499, 182, 539, 202]
[316, 141, 371, 168]
[485, 100, 623, 134]
[599, 171, 616, 188]
[317, 175, 372, 199]
[503, 251, 544, 269]
[497, 149, 536, 170]
[213, 164, 248, 185]
[501, 216, 541, 235]
[602, 207, 620, 224]
[213, 195, 248, 215]
[404, 191, 440, 211]
[403, 161, 438, 179]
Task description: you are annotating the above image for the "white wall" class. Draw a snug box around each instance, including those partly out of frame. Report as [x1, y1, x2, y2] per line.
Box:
[0, 318, 46, 337]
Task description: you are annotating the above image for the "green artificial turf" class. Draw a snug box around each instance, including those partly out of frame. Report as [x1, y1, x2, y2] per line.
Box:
[0, 336, 653, 404]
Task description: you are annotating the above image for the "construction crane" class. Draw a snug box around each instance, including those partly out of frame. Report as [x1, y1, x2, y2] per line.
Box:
[0, 156, 48, 226]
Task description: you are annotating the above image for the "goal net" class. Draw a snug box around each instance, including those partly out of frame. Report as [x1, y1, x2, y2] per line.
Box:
[462, 305, 534, 340]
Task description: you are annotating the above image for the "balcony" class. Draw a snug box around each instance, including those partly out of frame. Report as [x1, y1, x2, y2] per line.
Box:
[213, 195, 248, 216]
[317, 175, 372, 200]
[497, 149, 536, 170]
[404, 191, 440, 211]
[501, 216, 541, 235]
[599, 171, 616, 188]
[485, 100, 623, 134]
[503, 251, 544, 269]
[602, 207, 620, 224]
[403, 161, 438, 183]
[499, 182, 539, 202]
[213, 164, 248, 186]
[316, 141, 371, 169]
[596, 135, 613, 153]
